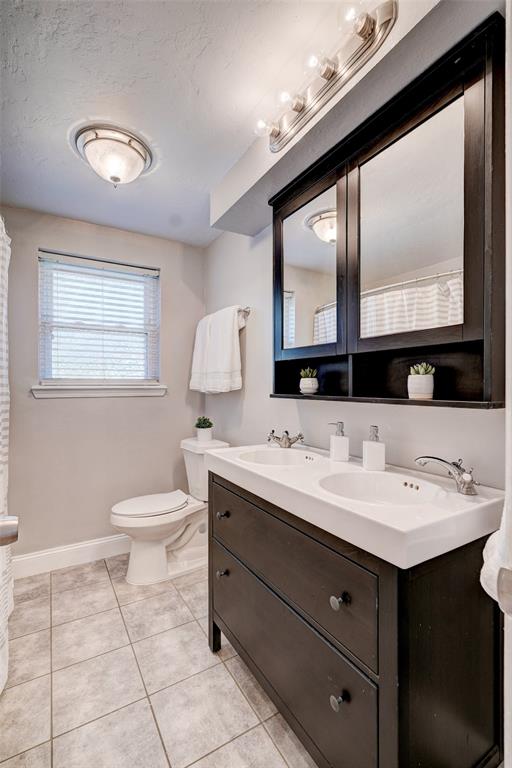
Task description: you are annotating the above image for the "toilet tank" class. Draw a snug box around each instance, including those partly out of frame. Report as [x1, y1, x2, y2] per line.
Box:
[181, 438, 229, 501]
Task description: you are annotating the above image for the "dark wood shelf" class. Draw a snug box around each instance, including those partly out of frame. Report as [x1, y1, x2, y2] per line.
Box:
[270, 393, 504, 409]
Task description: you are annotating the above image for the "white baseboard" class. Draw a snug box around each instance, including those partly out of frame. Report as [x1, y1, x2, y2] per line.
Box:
[12, 533, 131, 579]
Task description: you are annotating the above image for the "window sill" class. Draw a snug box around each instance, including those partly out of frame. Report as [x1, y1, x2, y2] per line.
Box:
[31, 383, 168, 399]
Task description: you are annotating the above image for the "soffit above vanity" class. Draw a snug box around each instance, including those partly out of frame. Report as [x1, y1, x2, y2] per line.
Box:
[210, 0, 505, 238]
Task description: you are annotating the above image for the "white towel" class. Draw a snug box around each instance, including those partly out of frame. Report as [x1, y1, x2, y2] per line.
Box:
[190, 305, 246, 393]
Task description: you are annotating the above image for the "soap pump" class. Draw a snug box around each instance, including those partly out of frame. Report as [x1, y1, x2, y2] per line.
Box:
[362, 425, 386, 471]
[329, 421, 350, 462]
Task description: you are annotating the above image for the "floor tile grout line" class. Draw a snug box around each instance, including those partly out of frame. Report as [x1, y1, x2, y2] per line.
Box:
[4, 668, 50, 692]
[0, 738, 50, 765]
[51, 695, 149, 742]
[51, 639, 132, 675]
[262, 718, 293, 768]
[105, 558, 174, 768]
[51, 604, 119, 630]
[220, 654, 275, 725]
[130, 616, 201, 648]
[184, 722, 270, 768]
[8, 562, 280, 767]
[49, 560, 111, 595]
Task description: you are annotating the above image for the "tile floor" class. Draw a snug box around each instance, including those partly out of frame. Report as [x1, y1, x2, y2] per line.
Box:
[0, 555, 319, 767]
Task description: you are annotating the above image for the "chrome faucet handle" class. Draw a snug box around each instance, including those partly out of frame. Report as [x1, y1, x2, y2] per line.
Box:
[461, 467, 479, 489]
[267, 429, 276, 442]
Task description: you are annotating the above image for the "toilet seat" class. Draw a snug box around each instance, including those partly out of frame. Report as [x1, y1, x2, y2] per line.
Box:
[112, 490, 189, 519]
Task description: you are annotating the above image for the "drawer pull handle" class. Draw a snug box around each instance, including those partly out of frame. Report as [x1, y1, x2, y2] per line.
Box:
[329, 691, 351, 712]
[329, 592, 351, 611]
[216, 510, 231, 520]
[216, 569, 229, 580]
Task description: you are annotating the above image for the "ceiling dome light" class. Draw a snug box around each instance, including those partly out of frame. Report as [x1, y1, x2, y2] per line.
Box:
[304, 209, 337, 244]
[75, 125, 152, 186]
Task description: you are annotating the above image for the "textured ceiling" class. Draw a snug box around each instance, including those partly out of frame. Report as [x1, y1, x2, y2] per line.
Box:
[0, 0, 343, 246]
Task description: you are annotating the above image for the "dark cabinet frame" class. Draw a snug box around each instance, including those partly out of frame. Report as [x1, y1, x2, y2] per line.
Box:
[273, 170, 346, 361]
[271, 15, 504, 407]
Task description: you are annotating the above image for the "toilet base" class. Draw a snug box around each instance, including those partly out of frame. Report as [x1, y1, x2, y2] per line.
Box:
[124, 509, 208, 586]
[126, 552, 208, 587]
[126, 538, 170, 585]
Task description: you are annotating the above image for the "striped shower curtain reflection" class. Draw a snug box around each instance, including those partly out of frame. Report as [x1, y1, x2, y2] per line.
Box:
[0, 216, 12, 692]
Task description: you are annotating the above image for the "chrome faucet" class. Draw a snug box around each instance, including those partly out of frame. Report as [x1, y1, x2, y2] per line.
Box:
[414, 456, 479, 495]
[267, 429, 304, 449]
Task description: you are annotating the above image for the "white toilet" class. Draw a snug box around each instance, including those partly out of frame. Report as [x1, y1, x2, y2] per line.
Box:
[111, 437, 229, 585]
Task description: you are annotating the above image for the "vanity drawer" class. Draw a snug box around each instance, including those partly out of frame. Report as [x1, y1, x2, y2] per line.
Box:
[211, 540, 378, 768]
[212, 480, 378, 671]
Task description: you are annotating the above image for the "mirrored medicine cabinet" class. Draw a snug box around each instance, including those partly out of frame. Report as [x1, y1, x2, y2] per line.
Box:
[272, 16, 505, 407]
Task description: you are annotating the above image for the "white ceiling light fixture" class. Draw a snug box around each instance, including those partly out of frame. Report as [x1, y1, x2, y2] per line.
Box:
[75, 125, 153, 186]
[304, 209, 337, 244]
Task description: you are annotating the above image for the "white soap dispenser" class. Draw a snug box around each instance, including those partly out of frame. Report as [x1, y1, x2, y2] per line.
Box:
[362, 425, 386, 471]
[329, 421, 350, 462]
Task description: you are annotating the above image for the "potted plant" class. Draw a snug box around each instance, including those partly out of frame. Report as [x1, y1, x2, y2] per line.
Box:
[195, 416, 213, 442]
[299, 367, 319, 395]
[408, 362, 435, 400]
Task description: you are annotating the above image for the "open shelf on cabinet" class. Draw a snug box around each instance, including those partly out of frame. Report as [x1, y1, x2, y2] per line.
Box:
[273, 341, 504, 409]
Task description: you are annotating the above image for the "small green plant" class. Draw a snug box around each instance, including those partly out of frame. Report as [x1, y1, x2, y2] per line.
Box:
[300, 367, 317, 379]
[410, 362, 436, 376]
[195, 416, 213, 429]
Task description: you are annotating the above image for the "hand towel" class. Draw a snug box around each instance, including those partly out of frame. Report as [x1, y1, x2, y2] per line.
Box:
[190, 305, 246, 393]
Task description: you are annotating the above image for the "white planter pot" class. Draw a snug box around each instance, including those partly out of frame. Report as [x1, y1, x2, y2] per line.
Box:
[407, 374, 434, 400]
[196, 427, 213, 442]
[300, 377, 319, 395]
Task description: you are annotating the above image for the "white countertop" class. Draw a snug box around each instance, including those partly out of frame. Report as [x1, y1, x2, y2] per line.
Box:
[206, 444, 504, 569]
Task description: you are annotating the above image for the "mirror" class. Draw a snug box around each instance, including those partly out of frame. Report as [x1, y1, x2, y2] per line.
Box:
[359, 97, 464, 338]
[282, 185, 337, 349]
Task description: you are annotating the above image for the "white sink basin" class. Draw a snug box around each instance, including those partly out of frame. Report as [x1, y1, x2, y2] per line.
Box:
[238, 448, 324, 467]
[319, 471, 445, 506]
[205, 444, 504, 568]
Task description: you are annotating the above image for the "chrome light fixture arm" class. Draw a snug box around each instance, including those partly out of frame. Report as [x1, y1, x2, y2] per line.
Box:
[268, 1, 397, 153]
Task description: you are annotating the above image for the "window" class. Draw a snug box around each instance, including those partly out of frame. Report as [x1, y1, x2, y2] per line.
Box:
[283, 290, 296, 348]
[38, 253, 160, 385]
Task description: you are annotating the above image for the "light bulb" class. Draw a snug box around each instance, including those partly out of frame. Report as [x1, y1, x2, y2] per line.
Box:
[277, 91, 305, 113]
[254, 119, 269, 137]
[305, 51, 337, 80]
[345, 6, 356, 21]
[254, 119, 280, 140]
[306, 52, 321, 71]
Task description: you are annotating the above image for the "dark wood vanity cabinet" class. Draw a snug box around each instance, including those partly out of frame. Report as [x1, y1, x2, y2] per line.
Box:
[208, 473, 503, 768]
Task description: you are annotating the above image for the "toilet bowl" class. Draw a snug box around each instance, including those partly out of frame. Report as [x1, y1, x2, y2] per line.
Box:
[110, 437, 228, 585]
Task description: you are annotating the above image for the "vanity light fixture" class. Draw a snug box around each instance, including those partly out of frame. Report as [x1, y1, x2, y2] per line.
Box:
[254, 0, 397, 152]
[305, 209, 337, 244]
[74, 125, 153, 186]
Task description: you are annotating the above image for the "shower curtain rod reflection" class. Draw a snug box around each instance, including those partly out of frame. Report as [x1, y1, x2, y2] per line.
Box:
[361, 268, 463, 297]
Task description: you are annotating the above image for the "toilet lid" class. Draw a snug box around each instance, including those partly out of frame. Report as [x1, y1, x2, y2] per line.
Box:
[112, 489, 189, 518]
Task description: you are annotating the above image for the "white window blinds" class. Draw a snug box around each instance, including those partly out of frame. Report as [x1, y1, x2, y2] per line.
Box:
[283, 290, 296, 347]
[38, 253, 160, 382]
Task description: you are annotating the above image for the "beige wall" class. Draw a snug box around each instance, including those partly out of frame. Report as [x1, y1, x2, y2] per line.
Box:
[3, 206, 205, 555]
[205, 226, 505, 490]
